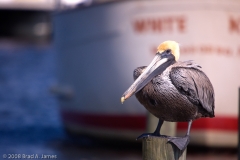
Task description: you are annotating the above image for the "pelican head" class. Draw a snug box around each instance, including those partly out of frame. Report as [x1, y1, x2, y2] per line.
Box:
[157, 40, 180, 61]
[121, 40, 179, 103]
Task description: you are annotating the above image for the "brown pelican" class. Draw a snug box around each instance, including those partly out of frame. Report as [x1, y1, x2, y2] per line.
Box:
[121, 40, 215, 150]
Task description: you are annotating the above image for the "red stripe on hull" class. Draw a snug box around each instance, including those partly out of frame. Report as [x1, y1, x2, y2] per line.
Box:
[177, 117, 238, 131]
[61, 110, 238, 132]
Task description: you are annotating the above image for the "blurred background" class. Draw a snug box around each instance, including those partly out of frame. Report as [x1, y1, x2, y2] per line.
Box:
[0, 0, 239, 160]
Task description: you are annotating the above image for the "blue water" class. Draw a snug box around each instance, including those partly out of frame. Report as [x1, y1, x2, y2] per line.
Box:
[0, 43, 143, 160]
[0, 43, 65, 158]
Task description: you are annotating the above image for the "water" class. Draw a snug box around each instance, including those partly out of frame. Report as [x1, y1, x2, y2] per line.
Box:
[0, 42, 142, 160]
[0, 43, 65, 159]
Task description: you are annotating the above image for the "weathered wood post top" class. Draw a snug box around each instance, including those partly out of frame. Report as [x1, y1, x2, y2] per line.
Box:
[142, 136, 186, 160]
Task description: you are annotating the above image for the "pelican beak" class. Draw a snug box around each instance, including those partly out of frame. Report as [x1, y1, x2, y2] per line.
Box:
[121, 50, 175, 103]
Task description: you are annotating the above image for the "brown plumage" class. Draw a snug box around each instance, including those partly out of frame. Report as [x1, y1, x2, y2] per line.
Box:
[134, 61, 214, 122]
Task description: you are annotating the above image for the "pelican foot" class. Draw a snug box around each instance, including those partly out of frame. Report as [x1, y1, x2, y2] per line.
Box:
[168, 135, 190, 151]
[136, 133, 168, 140]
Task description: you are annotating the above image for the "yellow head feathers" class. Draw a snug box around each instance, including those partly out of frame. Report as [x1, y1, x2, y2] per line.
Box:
[157, 40, 180, 61]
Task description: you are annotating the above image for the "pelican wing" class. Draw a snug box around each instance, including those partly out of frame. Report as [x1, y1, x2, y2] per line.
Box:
[169, 61, 215, 114]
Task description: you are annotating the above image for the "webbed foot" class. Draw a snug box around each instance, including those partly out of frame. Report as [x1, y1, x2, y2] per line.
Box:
[168, 135, 190, 150]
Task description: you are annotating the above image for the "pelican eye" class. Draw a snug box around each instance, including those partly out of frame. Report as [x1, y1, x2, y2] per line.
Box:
[166, 49, 171, 54]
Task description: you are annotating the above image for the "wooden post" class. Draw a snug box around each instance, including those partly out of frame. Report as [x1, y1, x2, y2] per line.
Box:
[142, 136, 186, 160]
